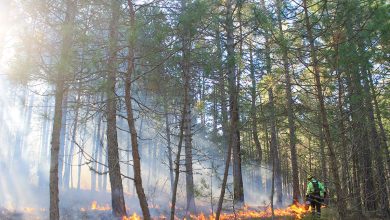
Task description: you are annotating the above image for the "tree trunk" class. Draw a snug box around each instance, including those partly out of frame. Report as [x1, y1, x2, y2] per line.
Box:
[215, 21, 231, 219]
[58, 91, 68, 188]
[268, 88, 282, 207]
[260, 0, 282, 201]
[50, 80, 65, 220]
[49, 0, 76, 219]
[91, 113, 101, 192]
[64, 81, 82, 190]
[336, 71, 351, 199]
[184, 79, 196, 214]
[215, 135, 233, 220]
[275, 0, 299, 204]
[164, 102, 174, 195]
[225, 0, 244, 205]
[318, 116, 327, 181]
[249, 40, 262, 164]
[170, 94, 187, 220]
[303, 0, 346, 217]
[39, 95, 50, 188]
[123, 1, 151, 219]
[106, 0, 127, 217]
[98, 117, 105, 191]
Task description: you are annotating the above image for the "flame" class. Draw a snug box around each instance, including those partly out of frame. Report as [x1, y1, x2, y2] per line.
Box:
[189, 203, 310, 220]
[91, 201, 97, 210]
[90, 200, 111, 211]
[80, 201, 111, 212]
[122, 212, 141, 220]
[79, 201, 310, 219]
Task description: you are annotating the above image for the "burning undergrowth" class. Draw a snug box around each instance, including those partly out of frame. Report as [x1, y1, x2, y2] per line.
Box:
[0, 198, 312, 220]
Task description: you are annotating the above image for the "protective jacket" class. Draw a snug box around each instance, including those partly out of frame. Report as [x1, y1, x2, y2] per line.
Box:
[306, 178, 325, 197]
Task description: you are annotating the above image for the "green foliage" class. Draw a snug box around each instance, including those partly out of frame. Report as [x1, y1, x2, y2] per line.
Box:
[178, 0, 210, 36]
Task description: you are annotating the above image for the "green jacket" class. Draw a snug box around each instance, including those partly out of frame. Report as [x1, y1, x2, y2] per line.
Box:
[306, 179, 325, 197]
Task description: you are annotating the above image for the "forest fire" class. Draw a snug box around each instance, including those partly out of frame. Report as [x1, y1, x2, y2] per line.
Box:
[80, 201, 111, 212]
[0, 200, 312, 220]
[79, 201, 309, 219]
[91, 200, 111, 211]
[122, 212, 142, 220]
[208, 203, 309, 220]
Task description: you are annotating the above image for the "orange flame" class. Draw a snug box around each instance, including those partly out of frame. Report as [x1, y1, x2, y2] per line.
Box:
[90, 200, 111, 211]
[122, 212, 141, 220]
[80, 201, 310, 220]
[189, 203, 310, 220]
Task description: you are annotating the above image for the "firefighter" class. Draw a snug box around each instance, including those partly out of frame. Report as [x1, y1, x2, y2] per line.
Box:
[306, 175, 325, 218]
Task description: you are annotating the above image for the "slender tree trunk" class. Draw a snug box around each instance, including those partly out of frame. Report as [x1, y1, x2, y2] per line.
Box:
[337, 72, 350, 198]
[77, 135, 82, 190]
[91, 114, 101, 192]
[212, 87, 218, 133]
[303, 0, 346, 217]
[103, 144, 108, 192]
[58, 91, 68, 188]
[50, 80, 65, 220]
[268, 88, 282, 207]
[225, 0, 244, 205]
[260, 0, 282, 201]
[106, 0, 127, 217]
[164, 102, 174, 194]
[124, 70, 151, 219]
[123, 1, 150, 219]
[215, 136, 233, 220]
[125, 128, 131, 193]
[64, 81, 82, 189]
[332, 33, 351, 199]
[275, 0, 299, 204]
[170, 95, 187, 220]
[91, 102, 101, 192]
[249, 41, 262, 164]
[49, 1, 76, 219]
[215, 20, 232, 219]
[98, 117, 105, 191]
[39, 95, 50, 187]
[318, 116, 327, 181]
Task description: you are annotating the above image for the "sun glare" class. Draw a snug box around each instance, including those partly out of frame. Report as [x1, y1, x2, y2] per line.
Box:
[0, 1, 21, 71]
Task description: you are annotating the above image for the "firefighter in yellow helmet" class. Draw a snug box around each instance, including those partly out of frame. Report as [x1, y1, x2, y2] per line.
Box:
[306, 175, 325, 218]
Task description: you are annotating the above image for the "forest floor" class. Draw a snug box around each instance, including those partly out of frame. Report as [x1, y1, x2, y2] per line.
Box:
[250, 207, 387, 220]
[302, 209, 388, 220]
[1, 205, 386, 220]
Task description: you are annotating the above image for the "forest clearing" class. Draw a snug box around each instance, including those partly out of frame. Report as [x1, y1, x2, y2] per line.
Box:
[0, 0, 389, 220]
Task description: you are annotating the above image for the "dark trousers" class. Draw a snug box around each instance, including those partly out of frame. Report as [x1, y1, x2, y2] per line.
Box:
[308, 194, 322, 215]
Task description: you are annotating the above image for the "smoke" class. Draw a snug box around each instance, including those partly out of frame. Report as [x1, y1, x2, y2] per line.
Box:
[0, 74, 292, 219]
